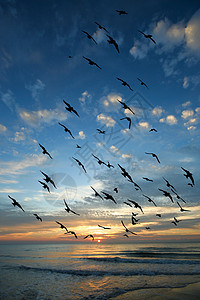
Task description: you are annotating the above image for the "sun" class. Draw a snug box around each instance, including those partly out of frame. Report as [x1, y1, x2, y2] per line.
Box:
[97, 239, 101, 243]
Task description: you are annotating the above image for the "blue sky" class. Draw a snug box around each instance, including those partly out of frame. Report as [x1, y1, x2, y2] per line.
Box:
[0, 0, 200, 243]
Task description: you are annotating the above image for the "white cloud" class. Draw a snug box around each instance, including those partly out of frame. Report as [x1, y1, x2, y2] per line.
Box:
[182, 101, 191, 107]
[187, 126, 196, 131]
[129, 41, 150, 59]
[97, 113, 116, 127]
[79, 91, 91, 103]
[183, 77, 189, 89]
[152, 106, 163, 116]
[181, 110, 194, 119]
[159, 118, 165, 123]
[78, 131, 86, 139]
[110, 145, 120, 154]
[92, 29, 107, 44]
[185, 9, 200, 55]
[138, 121, 149, 129]
[121, 153, 132, 159]
[0, 124, 7, 133]
[26, 79, 45, 100]
[195, 107, 200, 113]
[160, 115, 178, 125]
[0, 89, 16, 112]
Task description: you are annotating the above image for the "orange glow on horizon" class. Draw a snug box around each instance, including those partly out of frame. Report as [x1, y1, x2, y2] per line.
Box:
[97, 239, 101, 243]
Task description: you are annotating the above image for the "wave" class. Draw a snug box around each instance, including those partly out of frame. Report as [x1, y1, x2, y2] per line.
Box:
[116, 251, 200, 259]
[3, 265, 200, 277]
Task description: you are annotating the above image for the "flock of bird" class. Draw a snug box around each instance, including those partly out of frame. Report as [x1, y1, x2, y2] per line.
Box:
[7, 9, 195, 241]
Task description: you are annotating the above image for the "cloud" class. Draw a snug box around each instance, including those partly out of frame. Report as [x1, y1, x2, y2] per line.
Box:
[182, 101, 191, 107]
[160, 115, 178, 125]
[97, 113, 116, 127]
[92, 29, 107, 44]
[26, 79, 45, 100]
[121, 154, 132, 159]
[138, 121, 149, 129]
[152, 106, 164, 116]
[185, 9, 200, 55]
[78, 131, 86, 139]
[79, 91, 91, 104]
[110, 145, 120, 154]
[181, 110, 194, 119]
[0, 89, 16, 112]
[182, 75, 200, 89]
[0, 124, 7, 133]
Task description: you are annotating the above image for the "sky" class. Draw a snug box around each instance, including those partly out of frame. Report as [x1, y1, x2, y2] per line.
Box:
[0, 0, 200, 244]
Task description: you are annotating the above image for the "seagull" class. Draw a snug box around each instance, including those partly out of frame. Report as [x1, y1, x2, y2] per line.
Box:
[33, 213, 42, 222]
[127, 178, 142, 191]
[106, 34, 119, 53]
[149, 128, 157, 132]
[66, 231, 78, 239]
[116, 10, 128, 15]
[174, 217, 181, 223]
[156, 214, 162, 217]
[98, 225, 111, 229]
[171, 221, 177, 226]
[143, 194, 157, 206]
[90, 186, 104, 200]
[132, 212, 138, 216]
[163, 177, 176, 191]
[120, 117, 132, 129]
[83, 56, 102, 69]
[92, 154, 106, 165]
[106, 161, 114, 168]
[76, 144, 81, 149]
[138, 30, 156, 44]
[101, 192, 117, 204]
[128, 200, 144, 214]
[38, 181, 50, 193]
[8, 195, 25, 212]
[137, 78, 149, 89]
[145, 152, 160, 163]
[177, 202, 190, 212]
[131, 215, 140, 225]
[158, 188, 174, 203]
[116, 77, 133, 91]
[171, 189, 186, 203]
[188, 183, 194, 187]
[142, 177, 153, 182]
[63, 199, 80, 216]
[181, 167, 195, 186]
[82, 30, 97, 44]
[123, 201, 132, 207]
[121, 220, 137, 235]
[94, 22, 109, 33]
[117, 99, 135, 114]
[84, 234, 94, 240]
[118, 164, 133, 182]
[58, 122, 75, 139]
[114, 187, 118, 193]
[39, 144, 53, 159]
[56, 221, 68, 232]
[72, 157, 87, 173]
[123, 234, 129, 238]
[96, 129, 105, 134]
[40, 171, 57, 189]
[63, 100, 80, 117]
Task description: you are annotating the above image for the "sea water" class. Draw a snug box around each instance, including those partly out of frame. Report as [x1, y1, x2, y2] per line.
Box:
[0, 242, 200, 299]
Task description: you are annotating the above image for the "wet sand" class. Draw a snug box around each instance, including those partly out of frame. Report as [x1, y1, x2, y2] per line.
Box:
[111, 282, 200, 300]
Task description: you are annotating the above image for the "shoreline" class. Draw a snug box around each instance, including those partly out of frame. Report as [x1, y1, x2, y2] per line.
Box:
[111, 281, 200, 299]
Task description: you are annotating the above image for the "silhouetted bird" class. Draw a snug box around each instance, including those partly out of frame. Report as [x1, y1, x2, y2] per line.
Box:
[40, 171, 57, 188]
[142, 177, 153, 182]
[145, 152, 160, 163]
[177, 202, 190, 212]
[8, 195, 25, 212]
[146, 227, 151, 230]
[97, 129, 105, 134]
[128, 200, 144, 214]
[137, 78, 149, 89]
[117, 99, 135, 114]
[83, 56, 102, 69]
[171, 221, 177, 226]
[63, 100, 80, 117]
[123, 234, 129, 238]
[174, 217, 181, 223]
[66, 231, 78, 238]
[82, 30, 97, 44]
[120, 117, 131, 129]
[38, 181, 50, 193]
[33, 213, 42, 222]
[72, 157, 87, 173]
[76, 144, 81, 149]
[131, 215, 140, 225]
[64, 199, 80, 216]
[171, 189, 186, 203]
[117, 77, 133, 91]
[132, 212, 138, 216]
[163, 177, 176, 191]
[56, 221, 68, 232]
[181, 167, 194, 186]
[106, 161, 114, 168]
[58, 122, 75, 139]
[39, 144, 53, 159]
[158, 188, 174, 203]
[116, 10, 128, 15]
[121, 220, 137, 235]
[90, 186, 104, 200]
[84, 234, 94, 240]
[92, 154, 106, 165]
[149, 128, 157, 132]
[156, 214, 162, 217]
[188, 183, 194, 187]
[118, 164, 132, 181]
[114, 187, 118, 193]
[101, 192, 117, 204]
[138, 30, 156, 44]
[94, 22, 109, 33]
[124, 201, 132, 207]
[106, 34, 119, 53]
[98, 225, 111, 229]
[143, 194, 157, 206]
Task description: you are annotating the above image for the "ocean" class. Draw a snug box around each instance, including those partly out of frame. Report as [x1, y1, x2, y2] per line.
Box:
[0, 242, 200, 299]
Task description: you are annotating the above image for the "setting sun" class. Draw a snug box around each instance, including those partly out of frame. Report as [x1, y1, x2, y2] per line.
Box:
[97, 239, 101, 243]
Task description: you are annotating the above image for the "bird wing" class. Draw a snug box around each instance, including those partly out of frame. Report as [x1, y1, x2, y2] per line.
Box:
[127, 106, 135, 115]
[68, 129, 75, 139]
[150, 37, 156, 44]
[127, 83, 133, 91]
[39, 143, 45, 151]
[155, 154, 160, 163]
[138, 30, 145, 36]
[63, 100, 71, 108]
[121, 220, 127, 229]
[72, 108, 80, 117]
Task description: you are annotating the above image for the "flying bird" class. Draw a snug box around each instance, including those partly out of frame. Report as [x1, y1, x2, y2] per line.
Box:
[63, 199, 80, 216]
[83, 56, 102, 69]
[39, 143, 53, 159]
[33, 213, 42, 222]
[96, 129, 105, 134]
[137, 78, 149, 89]
[121, 220, 137, 235]
[92, 154, 106, 165]
[120, 117, 132, 129]
[171, 221, 177, 226]
[171, 189, 186, 203]
[158, 188, 174, 203]
[114, 187, 118, 193]
[82, 30, 97, 44]
[101, 192, 117, 204]
[116, 77, 133, 91]
[38, 180, 50, 193]
[142, 177, 153, 182]
[40, 171, 57, 189]
[90, 186, 104, 200]
[128, 200, 144, 214]
[177, 202, 190, 212]
[8, 195, 25, 212]
[106, 161, 114, 168]
[181, 167, 195, 186]
[106, 34, 119, 53]
[174, 217, 181, 223]
[123, 201, 132, 207]
[72, 157, 87, 173]
[131, 215, 140, 225]
[123, 234, 129, 238]
[116, 10, 128, 15]
[117, 99, 135, 114]
[149, 128, 157, 132]
[63, 100, 80, 117]
[58, 122, 75, 139]
[66, 231, 78, 239]
[94, 22, 109, 33]
[98, 225, 111, 229]
[76, 144, 81, 149]
[156, 214, 162, 218]
[188, 183, 194, 187]
[84, 234, 94, 240]
[145, 152, 160, 164]
[163, 177, 176, 191]
[138, 30, 156, 44]
[56, 221, 68, 232]
[118, 164, 133, 182]
[143, 194, 157, 206]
